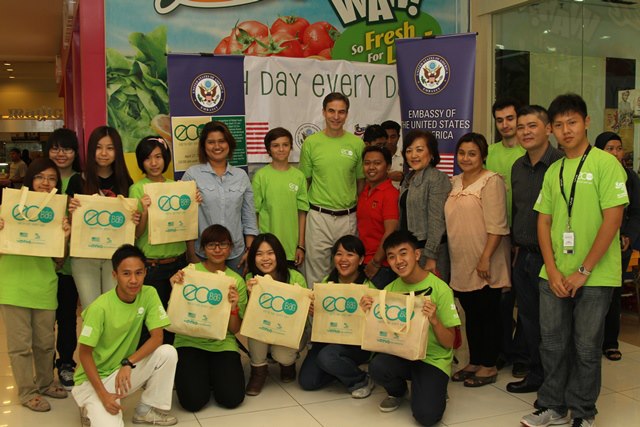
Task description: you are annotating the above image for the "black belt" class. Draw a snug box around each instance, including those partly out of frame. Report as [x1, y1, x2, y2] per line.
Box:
[310, 204, 356, 217]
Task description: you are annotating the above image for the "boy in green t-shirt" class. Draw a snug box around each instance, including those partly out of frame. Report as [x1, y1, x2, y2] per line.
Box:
[72, 245, 178, 426]
[362, 230, 460, 427]
[521, 94, 628, 427]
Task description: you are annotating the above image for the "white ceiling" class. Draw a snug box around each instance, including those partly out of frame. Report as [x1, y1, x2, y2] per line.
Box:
[0, 0, 63, 91]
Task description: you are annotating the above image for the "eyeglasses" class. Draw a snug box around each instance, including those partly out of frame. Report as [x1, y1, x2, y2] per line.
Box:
[33, 174, 58, 184]
[50, 147, 75, 155]
[205, 241, 231, 250]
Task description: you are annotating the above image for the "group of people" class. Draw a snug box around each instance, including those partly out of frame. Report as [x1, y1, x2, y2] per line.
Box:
[0, 91, 634, 427]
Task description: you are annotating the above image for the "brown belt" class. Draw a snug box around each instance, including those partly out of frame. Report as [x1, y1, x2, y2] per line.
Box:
[145, 254, 185, 267]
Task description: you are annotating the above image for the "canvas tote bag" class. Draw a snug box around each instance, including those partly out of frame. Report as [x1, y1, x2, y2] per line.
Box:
[0, 187, 67, 257]
[166, 265, 234, 340]
[362, 290, 430, 361]
[311, 282, 367, 346]
[240, 274, 312, 349]
[70, 194, 137, 259]
[144, 180, 198, 244]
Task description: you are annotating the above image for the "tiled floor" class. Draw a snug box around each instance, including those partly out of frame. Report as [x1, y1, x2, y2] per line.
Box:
[0, 315, 639, 426]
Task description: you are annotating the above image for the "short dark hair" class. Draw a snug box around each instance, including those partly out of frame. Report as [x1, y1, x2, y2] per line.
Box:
[383, 230, 420, 252]
[322, 92, 350, 111]
[403, 130, 441, 166]
[135, 136, 172, 174]
[548, 93, 588, 122]
[24, 158, 62, 193]
[198, 121, 236, 163]
[327, 235, 367, 284]
[381, 120, 401, 133]
[45, 128, 82, 172]
[112, 244, 147, 271]
[516, 105, 550, 125]
[455, 132, 489, 159]
[264, 127, 293, 155]
[363, 145, 392, 165]
[362, 125, 388, 144]
[10, 148, 20, 155]
[200, 224, 233, 250]
[247, 233, 290, 283]
[492, 97, 522, 118]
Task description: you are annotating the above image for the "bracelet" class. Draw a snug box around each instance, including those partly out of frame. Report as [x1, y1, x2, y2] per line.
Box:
[296, 245, 306, 253]
[230, 307, 239, 316]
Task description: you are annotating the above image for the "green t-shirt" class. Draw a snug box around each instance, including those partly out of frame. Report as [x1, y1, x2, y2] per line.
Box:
[173, 264, 248, 352]
[299, 130, 364, 209]
[385, 273, 460, 376]
[252, 165, 310, 261]
[246, 268, 308, 288]
[0, 254, 58, 310]
[321, 275, 377, 289]
[534, 147, 628, 286]
[486, 141, 526, 226]
[129, 178, 187, 259]
[58, 174, 75, 276]
[74, 286, 170, 385]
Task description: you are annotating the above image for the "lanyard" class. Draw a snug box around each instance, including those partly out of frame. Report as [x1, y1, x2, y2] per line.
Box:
[559, 145, 591, 225]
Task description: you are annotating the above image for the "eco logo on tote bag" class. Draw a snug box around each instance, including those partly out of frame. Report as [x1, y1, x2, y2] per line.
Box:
[258, 293, 298, 315]
[158, 195, 192, 211]
[83, 209, 126, 228]
[182, 284, 223, 305]
[322, 296, 358, 314]
[12, 205, 55, 223]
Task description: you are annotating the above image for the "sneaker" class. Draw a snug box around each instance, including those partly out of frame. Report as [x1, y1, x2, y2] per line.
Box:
[132, 407, 178, 426]
[351, 375, 375, 399]
[58, 364, 75, 390]
[571, 418, 595, 427]
[79, 407, 91, 427]
[379, 394, 404, 413]
[521, 408, 570, 427]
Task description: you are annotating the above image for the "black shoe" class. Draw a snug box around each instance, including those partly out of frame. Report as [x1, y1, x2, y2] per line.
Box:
[506, 377, 541, 394]
[512, 362, 530, 378]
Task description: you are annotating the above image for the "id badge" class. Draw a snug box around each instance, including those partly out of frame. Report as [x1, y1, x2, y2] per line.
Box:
[563, 231, 575, 254]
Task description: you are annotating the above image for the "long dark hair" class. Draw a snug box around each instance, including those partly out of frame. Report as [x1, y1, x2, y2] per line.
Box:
[247, 233, 290, 283]
[327, 235, 368, 284]
[24, 158, 62, 194]
[84, 126, 132, 195]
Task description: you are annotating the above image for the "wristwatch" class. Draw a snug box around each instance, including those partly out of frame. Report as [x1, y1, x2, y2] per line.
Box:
[120, 358, 136, 369]
[578, 265, 591, 276]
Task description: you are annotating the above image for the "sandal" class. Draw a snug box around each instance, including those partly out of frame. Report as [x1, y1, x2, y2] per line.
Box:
[23, 395, 51, 412]
[604, 349, 622, 361]
[43, 384, 68, 399]
[452, 369, 477, 382]
[464, 374, 498, 388]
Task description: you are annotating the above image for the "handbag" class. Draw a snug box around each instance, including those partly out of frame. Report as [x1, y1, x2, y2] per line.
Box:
[240, 274, 312, 349]
[166, 265, 234, 340]
[144, 180, 198, 244]
[361, 290, 430, 361]
[311, 282, 367, 346]
[0, 187, 67, 257]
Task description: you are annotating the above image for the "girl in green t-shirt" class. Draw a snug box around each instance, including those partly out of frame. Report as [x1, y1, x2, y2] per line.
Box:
[0, 158, 71, 411]
[170, 224, 247, 412]
[298, 235, 376, 398]
[244, 233, 308, 396]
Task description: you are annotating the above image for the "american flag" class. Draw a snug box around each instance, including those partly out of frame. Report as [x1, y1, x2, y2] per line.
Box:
[437, 153, 455, 176]
[246, 121, 270, 155]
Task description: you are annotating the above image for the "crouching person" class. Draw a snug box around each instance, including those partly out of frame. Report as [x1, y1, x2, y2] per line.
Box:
[362, 231, 460, 426]
[72, 244, 178, 426]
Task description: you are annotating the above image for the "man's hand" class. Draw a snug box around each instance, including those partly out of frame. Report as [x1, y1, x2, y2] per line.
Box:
[360, 295, 373, 312]
[99, 389, 123, 415]
[115, 365, 132, 396]
[422, 300, 440, 326]
[563, 271, 588, 298]
[547, 267, 569, 298]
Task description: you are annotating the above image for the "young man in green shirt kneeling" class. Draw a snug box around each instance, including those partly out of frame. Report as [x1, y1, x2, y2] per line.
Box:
[72, 244, 178, 426]
[361, 230, 460, 426]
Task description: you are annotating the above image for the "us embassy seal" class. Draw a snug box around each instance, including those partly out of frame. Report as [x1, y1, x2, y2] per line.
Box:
[191, 73, 225, 114]
[415, 55, 450, 95]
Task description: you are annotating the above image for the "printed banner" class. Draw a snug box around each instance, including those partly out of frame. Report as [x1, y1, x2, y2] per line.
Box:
[395, 34, 477, 175]
[105, 0, 468, 153]
[244, 56, 401, 162]
[167, 54, 246, 174]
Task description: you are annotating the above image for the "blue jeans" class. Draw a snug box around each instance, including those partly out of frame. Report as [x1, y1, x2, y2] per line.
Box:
[537, 281, 613, 419]
[511, 249, 544, 384]
[298, 343, 371, 392]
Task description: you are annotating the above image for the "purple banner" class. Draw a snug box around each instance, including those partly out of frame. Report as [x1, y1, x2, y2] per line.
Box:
[395, 33, 476, 175]
[167, 54, 247, 175]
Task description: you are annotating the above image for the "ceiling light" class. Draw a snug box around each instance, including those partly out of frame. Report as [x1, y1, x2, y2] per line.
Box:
[600, 35, 611, 39]
[3, 62, 10, 66]
[543, 29, 551, 34]
[8, 76, 15, 79]
[6, 68, 13, 71]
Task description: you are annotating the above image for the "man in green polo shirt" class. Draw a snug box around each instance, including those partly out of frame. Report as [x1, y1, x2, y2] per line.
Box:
[299, 92, 365, 287]
[72, 245, 178, 426]
[522, 94, 628, 427]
